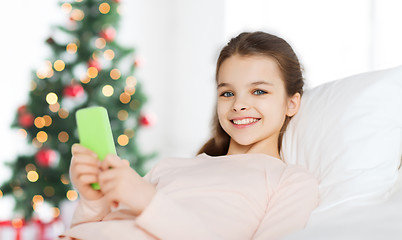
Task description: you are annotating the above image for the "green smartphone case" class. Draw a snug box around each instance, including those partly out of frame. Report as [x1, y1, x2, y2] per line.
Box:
[76, 106, 116, 190]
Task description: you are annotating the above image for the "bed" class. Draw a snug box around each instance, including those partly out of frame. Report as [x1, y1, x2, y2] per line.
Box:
[280, 65, 402, 239]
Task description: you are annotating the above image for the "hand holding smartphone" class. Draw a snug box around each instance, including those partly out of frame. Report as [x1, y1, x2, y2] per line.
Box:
[76, 106, 116, 190]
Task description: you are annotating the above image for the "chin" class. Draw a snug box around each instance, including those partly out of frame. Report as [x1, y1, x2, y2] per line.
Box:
[230, 136, 257, 147]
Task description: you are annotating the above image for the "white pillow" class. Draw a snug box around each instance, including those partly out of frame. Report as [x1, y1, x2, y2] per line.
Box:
[281, 66, 402, 212]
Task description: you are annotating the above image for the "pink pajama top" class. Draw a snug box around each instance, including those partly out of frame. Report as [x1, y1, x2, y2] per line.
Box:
[59, 153, 319, 240]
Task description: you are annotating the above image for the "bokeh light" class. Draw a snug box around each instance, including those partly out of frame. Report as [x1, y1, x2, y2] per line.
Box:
[58, 108, 70, 119]
[104, 49, 115, 60]
[27, 171, 39, 182]
[117, 110, 128, 121]
[58, 131, 69, 143]
[120, 92, 131, 104]
[124, 86, 136, 95]
[110, 69, 121, 80]
[99, 2, 110, 14]
[12, 219, 23, 229]
[46, 92, 58, 105]
[32, 195, 44, 211]
[102, 85, 114, 97]
[124, 129, 135, 138]
[66, 43, 78, 54]
[36, 61, 54, 79]
[18, 129, 27, 138]
[43, 115, 52, 126]
[25, 164, 36, 172]
[60, 174, 70, 185]
[54, 60, 65, 71]
[87, 67, 98, 78]
[126, 76, 137, 86]
[53, 207, 60, 218]
[71, 9, 85, 21]
[49, 103, 60, 112]
[13, 187, 24, 199]
[130, 99, 141, 110]
[95, 38, 106, 49]
[80, 75, 91, 84]
[36, 131, 48, 143]
[117, 134, 129, 146]
[31, 81, 37, 91]
[44, 186, 55, 197]
[34, 117, 46, 128]
[67, 190, 78, 201]
[61, 3, 72, 13]
[32, 195, 44, 204]
[32, 138, 43, 148]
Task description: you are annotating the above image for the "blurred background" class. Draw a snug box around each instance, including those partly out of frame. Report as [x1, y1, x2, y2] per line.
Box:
[0, 0, 401, 237]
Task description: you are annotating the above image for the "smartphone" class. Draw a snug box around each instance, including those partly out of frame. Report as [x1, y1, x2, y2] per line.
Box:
[76, 106, 116, 190]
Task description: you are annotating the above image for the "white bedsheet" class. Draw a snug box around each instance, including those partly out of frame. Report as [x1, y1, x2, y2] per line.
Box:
[284, 169, 402, 240]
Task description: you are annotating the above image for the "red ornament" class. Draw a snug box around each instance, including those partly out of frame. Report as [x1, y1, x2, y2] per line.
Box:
[18, 113, 34, 128]
[18, 105, 27, 114]
[63, 84, 84, 98]
[35, 149, 58, 168]
[134, 58, 142, 68]
[139, 114, 155, 127]
[99, 27, 116, 42]
[87, 59, 101, 71]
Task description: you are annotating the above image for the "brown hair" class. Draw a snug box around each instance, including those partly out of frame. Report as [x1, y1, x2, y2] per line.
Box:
[197, 31, 304, 156]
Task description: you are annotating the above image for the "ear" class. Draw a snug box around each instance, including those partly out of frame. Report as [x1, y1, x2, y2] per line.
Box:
[286, 92, 301, 117]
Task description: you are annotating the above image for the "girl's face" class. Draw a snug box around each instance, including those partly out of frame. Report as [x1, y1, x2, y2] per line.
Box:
[216, 54, 300, 155]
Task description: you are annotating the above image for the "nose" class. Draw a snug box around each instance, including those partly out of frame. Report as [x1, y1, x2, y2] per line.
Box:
[232, 98, 248, 112]
[233, 107, 247, 112]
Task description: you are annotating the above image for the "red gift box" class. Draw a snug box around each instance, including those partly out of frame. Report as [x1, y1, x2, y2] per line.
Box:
[0, 218, 63, 240]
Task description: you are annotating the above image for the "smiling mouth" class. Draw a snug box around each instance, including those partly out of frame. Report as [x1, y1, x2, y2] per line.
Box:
[231, 118, 261, 125]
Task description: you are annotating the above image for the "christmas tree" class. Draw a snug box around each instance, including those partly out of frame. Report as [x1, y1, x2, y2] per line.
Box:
[0, 0, 155, 221]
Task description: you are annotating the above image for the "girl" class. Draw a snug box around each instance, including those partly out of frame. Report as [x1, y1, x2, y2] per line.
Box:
[59, 31, 319, 240]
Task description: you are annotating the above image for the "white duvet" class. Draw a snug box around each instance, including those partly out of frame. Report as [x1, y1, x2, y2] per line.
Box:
[284, 169, 402, 240]
[280, 65, 402, 239]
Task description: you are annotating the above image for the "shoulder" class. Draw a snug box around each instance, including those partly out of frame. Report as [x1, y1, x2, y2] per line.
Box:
[143, 155, 197, 182]
[280, 164, 318, 184]
[277, 164, 319, 196]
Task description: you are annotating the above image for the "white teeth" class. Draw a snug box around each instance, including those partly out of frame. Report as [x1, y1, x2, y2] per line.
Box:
[232, 118, 259, 125]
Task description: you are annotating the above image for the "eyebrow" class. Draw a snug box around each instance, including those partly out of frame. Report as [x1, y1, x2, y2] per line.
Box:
[217, 81, 274, 89]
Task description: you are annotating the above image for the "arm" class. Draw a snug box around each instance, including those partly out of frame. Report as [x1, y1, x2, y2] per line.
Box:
[251, 165, 319, 240]
[67, 144, 112, 227]
[69, 155, 159, 228]
[69, 197, 110, 227]
[102, 157, 221, 239]
[134, 190, 221, 240]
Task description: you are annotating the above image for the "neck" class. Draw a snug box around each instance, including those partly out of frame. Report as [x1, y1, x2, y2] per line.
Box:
[226, 138, 281, 160]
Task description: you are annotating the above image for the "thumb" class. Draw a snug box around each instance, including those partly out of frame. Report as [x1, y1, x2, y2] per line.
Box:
[100, 154, 123, 170]
[123, 159, 130, 166]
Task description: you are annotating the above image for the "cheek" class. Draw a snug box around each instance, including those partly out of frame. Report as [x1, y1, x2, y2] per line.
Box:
[260, 98, 287, 118]
[217, 102, 228, 124]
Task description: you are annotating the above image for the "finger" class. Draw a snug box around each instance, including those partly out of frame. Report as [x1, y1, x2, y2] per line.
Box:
[98, 168, 119, 183]
[123, 160, 130, 166]
[98, 178, 116, 195]
[100, 154, 124, 171]
[73, 164, 100, 177]
[71, 154, 99, 167]
[78, 174, 98, 185]
[72, 144, 98, 158]
[102, 190, 120, 207]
